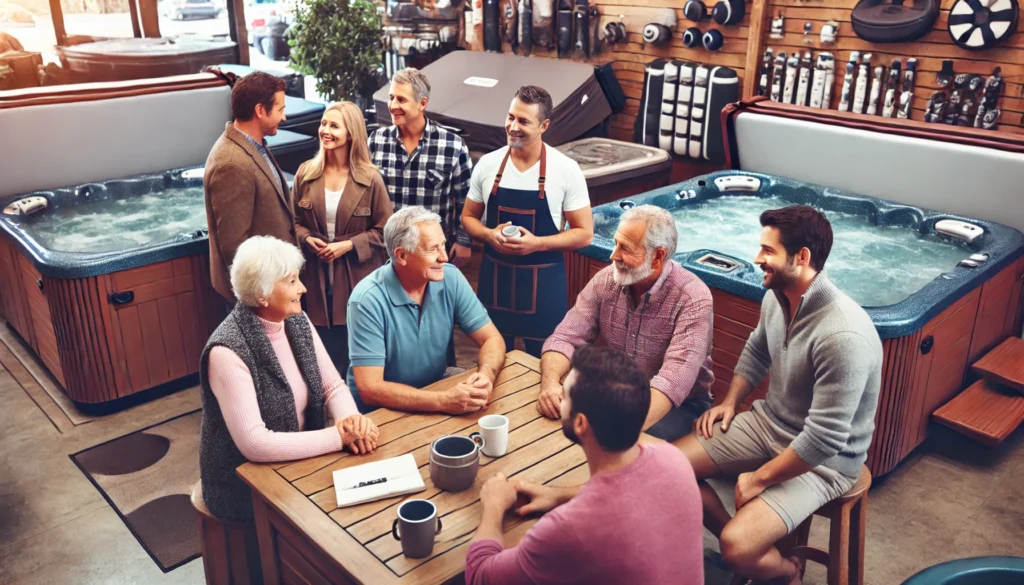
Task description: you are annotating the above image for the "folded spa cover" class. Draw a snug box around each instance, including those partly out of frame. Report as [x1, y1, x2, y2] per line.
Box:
[374, 51, 613, 153]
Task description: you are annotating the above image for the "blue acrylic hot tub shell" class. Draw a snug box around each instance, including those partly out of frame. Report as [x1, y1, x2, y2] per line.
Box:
[0, 166, 294, 280]
[580, 171, 1024, 340]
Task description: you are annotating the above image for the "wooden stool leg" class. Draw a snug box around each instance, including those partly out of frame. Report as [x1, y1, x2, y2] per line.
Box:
[849, 496, 867, 585]
[828, 503, 852, 585]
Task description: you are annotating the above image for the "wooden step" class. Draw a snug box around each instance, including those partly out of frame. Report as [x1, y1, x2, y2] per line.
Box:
[932, 379, 1024, 447]
[972, 337, 1024, 395]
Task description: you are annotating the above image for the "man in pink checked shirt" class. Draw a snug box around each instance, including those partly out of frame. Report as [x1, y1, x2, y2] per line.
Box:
[537, 204, 715, 442]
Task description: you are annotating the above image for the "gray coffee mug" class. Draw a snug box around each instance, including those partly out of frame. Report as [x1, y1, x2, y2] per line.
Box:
[392, 499, 442, 558]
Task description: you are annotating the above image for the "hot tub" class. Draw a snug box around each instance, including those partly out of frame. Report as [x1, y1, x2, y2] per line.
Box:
[0, 168, 231, 409]
[566, 170, 1024, 476]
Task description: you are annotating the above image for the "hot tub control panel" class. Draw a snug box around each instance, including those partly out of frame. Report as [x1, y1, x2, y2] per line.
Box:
[935, 219, 984, 244]
[714, 175, 762, 192]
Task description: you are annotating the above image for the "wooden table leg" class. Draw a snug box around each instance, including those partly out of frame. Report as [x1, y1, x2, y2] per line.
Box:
[252, 495, 281, 585]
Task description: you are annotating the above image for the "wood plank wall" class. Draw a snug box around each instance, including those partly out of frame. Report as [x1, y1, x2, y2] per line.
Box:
[761, 0, 1024, 135]
[463, 0, 1024, 145]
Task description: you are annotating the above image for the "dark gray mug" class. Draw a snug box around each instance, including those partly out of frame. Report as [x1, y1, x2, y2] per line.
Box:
[392, 499, 442, 558]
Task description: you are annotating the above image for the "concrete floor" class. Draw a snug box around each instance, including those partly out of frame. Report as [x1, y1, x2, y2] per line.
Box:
[1, 317, 1022, 584]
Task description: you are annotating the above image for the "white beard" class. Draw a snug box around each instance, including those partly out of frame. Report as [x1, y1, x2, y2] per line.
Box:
[612, 256, 655, 286]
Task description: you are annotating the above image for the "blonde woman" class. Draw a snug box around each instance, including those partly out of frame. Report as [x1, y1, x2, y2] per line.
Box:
[294, 101, 393, 373]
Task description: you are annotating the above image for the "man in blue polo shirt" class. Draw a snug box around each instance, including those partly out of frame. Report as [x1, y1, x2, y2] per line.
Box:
[347, 206, 507, 414]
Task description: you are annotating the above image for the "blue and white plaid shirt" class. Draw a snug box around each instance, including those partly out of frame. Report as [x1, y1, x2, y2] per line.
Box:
[368, 119, 473, 246]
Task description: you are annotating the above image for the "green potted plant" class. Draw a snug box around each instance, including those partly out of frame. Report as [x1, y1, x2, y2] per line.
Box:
[287, 0, 384, 107]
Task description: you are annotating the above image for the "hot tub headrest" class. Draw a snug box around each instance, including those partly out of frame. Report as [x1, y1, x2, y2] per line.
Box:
[0, 73, 232, 199]
[723, 98, 1024, 232]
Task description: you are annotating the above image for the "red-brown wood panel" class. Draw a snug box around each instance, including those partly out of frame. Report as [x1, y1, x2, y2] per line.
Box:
[95, 273, 131, 396]
[137, 300, 170, 387]
[176, 291, 202, 372]
[156, 296, 189, 381]
[968, 261, 1021, 365]
[117, 305, 150, 392]
[112, 261, 176, 291]
[1007, 257, 1024, 340]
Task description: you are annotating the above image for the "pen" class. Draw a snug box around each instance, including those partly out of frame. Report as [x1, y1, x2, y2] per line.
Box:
[350, 477, 387, 490]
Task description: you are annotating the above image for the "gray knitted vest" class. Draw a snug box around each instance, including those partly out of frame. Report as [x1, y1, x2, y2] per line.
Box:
[199, 303, 326, 522]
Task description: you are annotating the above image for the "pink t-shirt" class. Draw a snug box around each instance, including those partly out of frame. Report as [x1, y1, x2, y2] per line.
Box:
[207, 315, 359, 462]
[466, 442, 704, 585]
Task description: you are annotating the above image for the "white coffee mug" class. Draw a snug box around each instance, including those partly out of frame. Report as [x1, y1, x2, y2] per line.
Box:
[471, 414, 509, 457]
[501, 225, 522, 239]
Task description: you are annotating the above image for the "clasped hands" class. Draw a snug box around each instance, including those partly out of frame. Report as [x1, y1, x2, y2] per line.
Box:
[336, 414, 379, 455]
[440, 372, 494, 415]
[305, 236, 354, 262]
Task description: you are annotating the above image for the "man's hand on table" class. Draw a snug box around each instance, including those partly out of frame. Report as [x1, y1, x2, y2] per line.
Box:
[337, 414, 379, 455]
[440, 382, 490, 415]
[512, 479, 573, 516]
[465, 371, 494, 396]
[480, 473, 518, 513]
[536, 381, 563, 419]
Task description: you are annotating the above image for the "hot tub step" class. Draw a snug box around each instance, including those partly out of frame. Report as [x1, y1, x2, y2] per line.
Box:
[971, 336, 1024, 395]
[932, 379, 1024, 447]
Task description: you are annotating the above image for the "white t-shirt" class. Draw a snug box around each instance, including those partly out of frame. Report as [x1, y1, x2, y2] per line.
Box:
[325, 188, 343, 241]
[468, 145, 590, 230]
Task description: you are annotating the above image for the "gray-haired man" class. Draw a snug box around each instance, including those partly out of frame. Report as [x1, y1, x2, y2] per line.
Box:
[347, 206, 506, 414]
[369, 68, 474, 268]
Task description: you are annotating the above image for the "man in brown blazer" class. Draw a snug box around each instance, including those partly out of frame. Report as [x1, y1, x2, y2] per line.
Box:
[204, 72, 295, 301]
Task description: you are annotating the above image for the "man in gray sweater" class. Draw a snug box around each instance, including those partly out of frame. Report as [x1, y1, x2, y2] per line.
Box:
[677, 205, 883, 585]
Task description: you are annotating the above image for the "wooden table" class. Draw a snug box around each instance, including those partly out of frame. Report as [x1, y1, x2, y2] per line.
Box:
[237, 350, 590, 585]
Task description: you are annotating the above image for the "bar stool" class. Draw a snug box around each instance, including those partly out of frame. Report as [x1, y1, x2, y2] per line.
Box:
[191, 480, 263, 585]
[731, 465, 872, 585]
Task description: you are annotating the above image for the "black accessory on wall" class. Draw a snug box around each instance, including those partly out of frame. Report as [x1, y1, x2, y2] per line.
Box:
[518, 0, 533, 54]
[936, 60, 954, 87]
[604, 20, 626, 44]
[924, 91, 947, 123]
[684, 0, 707, 22]
[881, 59, 900, 117]
[634, 59, 667, 147]
[702, 29, 724, 50]
[556, 0, 573, 57]
[758, 48, 773, 97]
[683, 27, 702, 47]
[711, 0, 745, 26]
[820, 20, 838, 43]
[770, 12, 784, 38]
[795, 51, 812, 106]
[897, 57, 917, 119]
[573, 0, 590, 57]
[948, 0, 1018, 50]
[974, 67, 1004, 129]
[643, 23, 672, 44]
[851, 0, 939, 42]
[659, 60, 681, 152]
[484, 0, 502, 51]
[770, 52, 785, 102]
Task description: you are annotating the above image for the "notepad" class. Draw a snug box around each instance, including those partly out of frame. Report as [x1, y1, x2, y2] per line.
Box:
[333, 454, 426, 508]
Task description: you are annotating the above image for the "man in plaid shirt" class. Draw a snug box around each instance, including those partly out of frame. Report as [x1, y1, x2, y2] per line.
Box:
[369, 68, 473, 268]
[538, 205, 714, 442]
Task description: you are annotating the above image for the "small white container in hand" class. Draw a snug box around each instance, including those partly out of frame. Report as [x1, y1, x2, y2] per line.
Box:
[474, 414, 509, 457]
[501, 225, 522, 239]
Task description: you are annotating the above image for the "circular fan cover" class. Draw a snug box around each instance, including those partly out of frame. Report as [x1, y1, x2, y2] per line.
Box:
[947, 0, 1019, 50]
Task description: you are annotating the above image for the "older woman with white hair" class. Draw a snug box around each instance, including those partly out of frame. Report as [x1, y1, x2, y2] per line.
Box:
[199, 235, 378, 523]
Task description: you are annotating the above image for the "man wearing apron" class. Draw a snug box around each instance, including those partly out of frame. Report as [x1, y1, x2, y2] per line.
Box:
[462, 86, 594, 356]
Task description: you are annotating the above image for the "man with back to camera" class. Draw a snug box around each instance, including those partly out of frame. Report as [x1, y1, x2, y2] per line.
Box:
[346, 206, 506, 414]
[465, 344, 704, 585]
[205, 72, 294, 302]
[461, 85, 594, 357]
[676, 205, 883, 585]
[537, 204, 714, 442]
[368, 68, 474, 268]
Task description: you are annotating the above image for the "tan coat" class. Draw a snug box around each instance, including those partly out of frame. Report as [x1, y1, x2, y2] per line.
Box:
[204, 123, 296, 301]
[293, 162, 393, 327]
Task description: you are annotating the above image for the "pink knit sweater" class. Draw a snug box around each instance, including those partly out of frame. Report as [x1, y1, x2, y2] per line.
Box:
[207, 315, 359, 462]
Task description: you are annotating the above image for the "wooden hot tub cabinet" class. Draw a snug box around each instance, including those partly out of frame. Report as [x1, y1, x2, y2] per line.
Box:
[565, 252, 1024, 477]
[0, 236, 225, 405]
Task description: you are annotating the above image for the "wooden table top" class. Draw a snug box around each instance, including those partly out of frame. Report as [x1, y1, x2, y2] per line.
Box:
[237, 350, 591, 585]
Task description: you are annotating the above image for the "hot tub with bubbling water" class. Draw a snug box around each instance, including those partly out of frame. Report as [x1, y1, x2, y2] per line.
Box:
[0, 167, 228, 410]
[565, 170, 1024, 477]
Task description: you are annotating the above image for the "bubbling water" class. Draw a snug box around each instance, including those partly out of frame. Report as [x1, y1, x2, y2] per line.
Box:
[596, 196, 970, 307]
[20, 188, 207, 254]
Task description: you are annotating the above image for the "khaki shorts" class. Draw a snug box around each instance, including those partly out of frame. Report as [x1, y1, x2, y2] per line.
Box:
[695, 402, 856, 533]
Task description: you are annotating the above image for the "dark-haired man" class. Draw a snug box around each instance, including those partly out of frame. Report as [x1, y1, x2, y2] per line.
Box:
[465, 345, 704, 585]
[205, 71, 294, 301]
[677, 205, 883, 585]
[462, 85, 593, 357]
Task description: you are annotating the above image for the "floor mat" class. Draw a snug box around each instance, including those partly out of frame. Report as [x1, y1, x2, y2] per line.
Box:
[71, 410, 202, 572]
